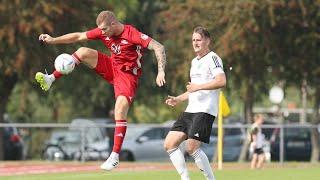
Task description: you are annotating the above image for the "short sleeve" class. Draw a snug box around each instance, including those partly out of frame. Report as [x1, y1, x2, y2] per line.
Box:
[128, 26, 152, 48]
[209, 54, 224, 76]
[250, 126, 259, 135]
[86, 28, 103, 40]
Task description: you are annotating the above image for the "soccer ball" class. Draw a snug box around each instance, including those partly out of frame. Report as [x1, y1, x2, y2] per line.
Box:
[54, 53, 75, 74]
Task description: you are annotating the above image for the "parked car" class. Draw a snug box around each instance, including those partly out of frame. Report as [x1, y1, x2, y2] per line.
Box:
[89, 118, 114, 138]
[120, 126, 172, 161]
[42, 130, 82, 161]
[248, 121, 319, 162]
[3, 120, 24, 160]
[90, 118, 114, 153]
[42, 119, 110, 161]
[270, 125, 313, 161]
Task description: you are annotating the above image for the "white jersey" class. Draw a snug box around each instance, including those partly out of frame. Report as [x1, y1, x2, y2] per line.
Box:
[250, 124, 265, 149]
[185, 51, 225, 116]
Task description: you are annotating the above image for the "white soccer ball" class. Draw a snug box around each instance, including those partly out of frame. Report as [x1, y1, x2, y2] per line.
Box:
[54, 53, 75, 74]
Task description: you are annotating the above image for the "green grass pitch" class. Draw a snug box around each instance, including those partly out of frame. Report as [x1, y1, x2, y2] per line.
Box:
[3, 165, 320, 180]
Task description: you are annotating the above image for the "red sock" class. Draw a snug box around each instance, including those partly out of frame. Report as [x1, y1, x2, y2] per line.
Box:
[52, 52, 81, 79]
[71, 52, 81, 65]
[53, 70, 63, 79]
[112, 119, 127, 153]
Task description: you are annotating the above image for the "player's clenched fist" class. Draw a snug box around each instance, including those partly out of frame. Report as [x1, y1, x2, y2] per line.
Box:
[39, 34, 54, 44]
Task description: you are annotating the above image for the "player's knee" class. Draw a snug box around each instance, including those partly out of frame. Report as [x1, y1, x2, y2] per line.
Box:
[75, 47, 96, 60]
[114, 97, 129, 117]
[163, 139, 177, 152]
[163, 142, 169, 151]
[185, 146, 197, 155]
[163, 141, 172, 152]
[114, 107, 128, 119]
[114, 109, 126, 119]
[76, 47, 88, 57]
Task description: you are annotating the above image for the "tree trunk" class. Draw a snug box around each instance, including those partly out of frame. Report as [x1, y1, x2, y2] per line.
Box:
[310, 85, 320, 162]
[0, 73, 18, 160]
[300, 75, 308, 123]
[238, 77, 254, 162]
[310, 128, 319, 162]
[244, 77, 254, 123]
[0, 100, 5, 160]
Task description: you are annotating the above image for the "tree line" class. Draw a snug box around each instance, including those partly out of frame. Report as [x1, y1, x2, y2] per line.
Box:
[0, 0, 319, 160]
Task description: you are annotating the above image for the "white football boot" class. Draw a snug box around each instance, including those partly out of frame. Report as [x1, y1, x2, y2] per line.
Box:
[35, 72, 54, 91]
[100, 152, 119, 171]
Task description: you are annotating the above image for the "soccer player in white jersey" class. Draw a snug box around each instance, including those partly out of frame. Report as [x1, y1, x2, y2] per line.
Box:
[164, 26, 226, 180]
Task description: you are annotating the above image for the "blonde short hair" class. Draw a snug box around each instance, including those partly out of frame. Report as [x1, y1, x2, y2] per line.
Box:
[254, 114, 264, 122]
[96, 11, 117, 26]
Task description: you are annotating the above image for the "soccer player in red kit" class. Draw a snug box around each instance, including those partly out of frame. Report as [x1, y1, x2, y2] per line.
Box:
[36, 11, 166, 170]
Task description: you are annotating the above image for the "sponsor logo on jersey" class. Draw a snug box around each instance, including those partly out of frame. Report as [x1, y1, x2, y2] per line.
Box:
[194, 133, 200, 137]
[141, 34, 149, 40]
[111, 43, 121, 54]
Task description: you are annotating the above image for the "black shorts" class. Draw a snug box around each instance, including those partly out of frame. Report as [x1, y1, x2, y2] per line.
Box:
[254, 148, 264, 155]
[170, 112, 215, 143]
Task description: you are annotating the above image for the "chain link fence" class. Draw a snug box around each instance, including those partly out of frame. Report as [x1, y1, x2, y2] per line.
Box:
[0, 123, 319, 163]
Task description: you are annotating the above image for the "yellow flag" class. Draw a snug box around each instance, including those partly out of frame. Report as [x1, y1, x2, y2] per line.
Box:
[220, 92, 231, 117]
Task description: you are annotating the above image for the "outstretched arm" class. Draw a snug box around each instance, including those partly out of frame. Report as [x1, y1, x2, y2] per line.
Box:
[186, 73, 226, 93]
[147, 39, 166, 87]
[39, 32, 88, 44]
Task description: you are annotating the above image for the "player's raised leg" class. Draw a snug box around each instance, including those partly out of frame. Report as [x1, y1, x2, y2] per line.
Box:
[35, 47, 98, 91]
[100, 96, 129, 171]
[164, 131, 190, 180]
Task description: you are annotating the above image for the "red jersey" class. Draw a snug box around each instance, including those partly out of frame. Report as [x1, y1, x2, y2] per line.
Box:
[86, 25, 152, 76]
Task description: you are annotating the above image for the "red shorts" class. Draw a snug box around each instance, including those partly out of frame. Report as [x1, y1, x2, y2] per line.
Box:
[94, 52, 139, 104]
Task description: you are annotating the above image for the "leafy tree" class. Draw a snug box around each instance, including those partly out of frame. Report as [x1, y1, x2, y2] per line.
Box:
[158, 0, 319, 161]
[261, 0, 319, 161]
[1, 0, 169, 158]
[158, 0, 276, 122]
[2, 0, 319, 161]
[0, 0, 98, 159]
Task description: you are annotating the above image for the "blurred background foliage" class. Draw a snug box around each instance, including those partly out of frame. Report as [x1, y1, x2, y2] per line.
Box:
[0, 0, 319, 125]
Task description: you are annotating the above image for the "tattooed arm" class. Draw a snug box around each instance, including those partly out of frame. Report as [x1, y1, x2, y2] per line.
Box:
[148, 39, 166, 87]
